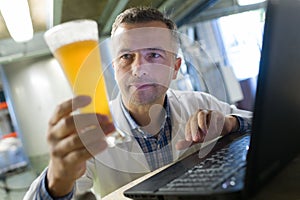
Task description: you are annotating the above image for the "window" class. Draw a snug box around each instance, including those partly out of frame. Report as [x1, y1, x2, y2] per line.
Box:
[218, 9, 265, 80]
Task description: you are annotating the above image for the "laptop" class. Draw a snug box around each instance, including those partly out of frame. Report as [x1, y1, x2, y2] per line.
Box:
[124, 0, 300, 199]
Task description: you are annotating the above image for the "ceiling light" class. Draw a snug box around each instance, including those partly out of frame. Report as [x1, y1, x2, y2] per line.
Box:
[237, 0, 266, 6]
[0, 0, 33, 43]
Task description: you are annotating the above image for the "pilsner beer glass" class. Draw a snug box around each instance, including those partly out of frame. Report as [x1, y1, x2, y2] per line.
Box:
[44, 20, 129, 147]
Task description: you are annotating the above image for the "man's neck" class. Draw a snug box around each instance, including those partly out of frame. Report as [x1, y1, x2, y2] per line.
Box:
[125, 97, 167, 135]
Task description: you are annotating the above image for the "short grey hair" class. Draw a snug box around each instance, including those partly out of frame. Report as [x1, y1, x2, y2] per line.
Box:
[111, 7, 180, 54]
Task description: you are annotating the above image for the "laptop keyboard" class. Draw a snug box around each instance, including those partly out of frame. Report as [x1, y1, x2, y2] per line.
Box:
[159, 135, 250, 192]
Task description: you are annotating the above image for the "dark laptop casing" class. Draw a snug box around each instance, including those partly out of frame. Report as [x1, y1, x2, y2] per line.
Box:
[124, 0, 300, 199]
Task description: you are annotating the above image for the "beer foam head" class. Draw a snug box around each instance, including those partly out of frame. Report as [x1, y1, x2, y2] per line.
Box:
[44, 19, 99, 53]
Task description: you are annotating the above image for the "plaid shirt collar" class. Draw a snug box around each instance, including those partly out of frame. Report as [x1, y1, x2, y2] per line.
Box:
[120, 95, 173, 170]
[120, 95, 171, 136]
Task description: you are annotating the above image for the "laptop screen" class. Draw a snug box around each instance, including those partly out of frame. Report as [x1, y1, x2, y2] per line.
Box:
[245, 0, 300, 195]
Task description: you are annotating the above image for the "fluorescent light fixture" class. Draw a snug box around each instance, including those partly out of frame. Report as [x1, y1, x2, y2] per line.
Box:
[0, 0, 33, 43]
[237, 0, 266, 6]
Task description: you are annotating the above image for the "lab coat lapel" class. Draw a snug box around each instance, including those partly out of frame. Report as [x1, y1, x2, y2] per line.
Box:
[168, 90, 190, 161]
[168, 89, 203, 162]
[98, 94, 150, 173]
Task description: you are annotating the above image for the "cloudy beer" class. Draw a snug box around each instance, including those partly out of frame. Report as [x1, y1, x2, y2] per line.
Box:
[53, 39, 110, 116]
[44, 19, 128, 146]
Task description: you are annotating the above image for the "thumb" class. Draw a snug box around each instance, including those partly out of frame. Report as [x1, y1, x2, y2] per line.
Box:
[175, 139, 194, 150]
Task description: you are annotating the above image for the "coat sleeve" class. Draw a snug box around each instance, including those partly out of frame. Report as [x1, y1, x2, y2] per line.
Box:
[23, 160, 95, 200]
[23, 168, 48, 200]
[170, 89, 252, 131]
[195, 91, 253, 131]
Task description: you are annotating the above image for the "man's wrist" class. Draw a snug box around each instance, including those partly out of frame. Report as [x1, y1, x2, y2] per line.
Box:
[44, 169, 75, 199]
[231, 115, 252, 133]
[230, 115, 240, 133]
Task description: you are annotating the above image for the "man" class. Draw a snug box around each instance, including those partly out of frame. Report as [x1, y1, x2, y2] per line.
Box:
[24, 7, 252, 199]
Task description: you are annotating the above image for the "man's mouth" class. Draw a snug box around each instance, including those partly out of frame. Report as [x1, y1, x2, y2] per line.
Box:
[130, 83, 156, 90]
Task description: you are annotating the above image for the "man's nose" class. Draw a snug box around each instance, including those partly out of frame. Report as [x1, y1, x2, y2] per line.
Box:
[132, 53, 148, 77]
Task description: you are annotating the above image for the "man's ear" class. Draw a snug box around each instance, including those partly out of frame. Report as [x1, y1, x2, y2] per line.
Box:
[172, 57, 182, 79]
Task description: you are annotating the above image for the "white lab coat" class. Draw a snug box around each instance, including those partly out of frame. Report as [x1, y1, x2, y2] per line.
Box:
[24, 89, 252, 199]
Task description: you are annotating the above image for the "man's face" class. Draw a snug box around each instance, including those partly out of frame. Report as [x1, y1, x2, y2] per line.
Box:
[112, 21, 181, 108]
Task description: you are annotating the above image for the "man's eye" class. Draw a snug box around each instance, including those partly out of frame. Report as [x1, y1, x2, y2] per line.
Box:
[120, 54, 132, 60]
[150, 53, 161, 58]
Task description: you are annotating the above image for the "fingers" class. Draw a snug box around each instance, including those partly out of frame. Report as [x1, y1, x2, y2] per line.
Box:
[59, 139, 108, 164]
[47, 95, 114, 165]
[49, 95, 92, 127]
[51, 127, 108, 158]
[51, 132, 84, 157]
[197, 110, 210, 136]
[48, 115, 76, 141]
[48, 96, 114, 141]
[72, 114, 115, 136]
[46, 96, 111, 197]
[175, 139, 194, 150]
[49, 113, 114, 157]
[185, 109, 211, 142]
[184, 118, 193, 141]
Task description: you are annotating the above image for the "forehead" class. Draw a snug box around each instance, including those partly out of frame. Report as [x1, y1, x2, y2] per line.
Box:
[113, 21, 169, 34]
[112, 21, 177, 55]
